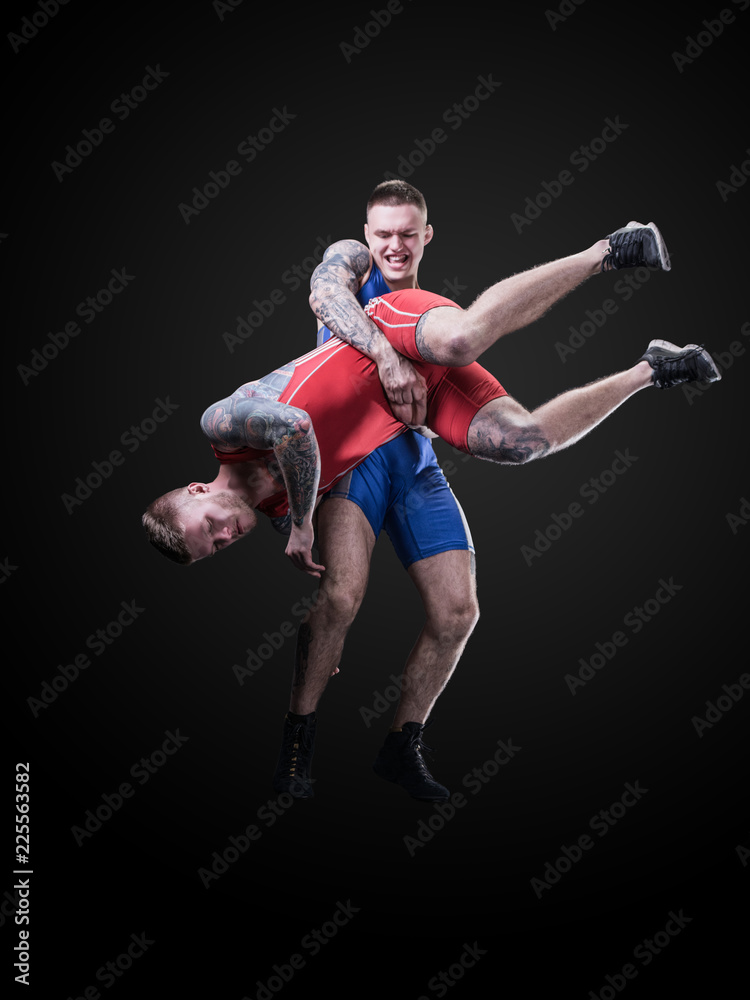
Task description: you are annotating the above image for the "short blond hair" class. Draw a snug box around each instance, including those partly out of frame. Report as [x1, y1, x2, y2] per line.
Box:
[142, 487, 194, 564]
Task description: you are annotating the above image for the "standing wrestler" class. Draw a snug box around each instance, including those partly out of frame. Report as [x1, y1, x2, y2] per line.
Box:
[274, 181, 480, 802]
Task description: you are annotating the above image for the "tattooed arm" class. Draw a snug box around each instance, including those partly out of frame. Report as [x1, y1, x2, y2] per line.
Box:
[309, 239, 426, 425]
[201, 390, 325, 576]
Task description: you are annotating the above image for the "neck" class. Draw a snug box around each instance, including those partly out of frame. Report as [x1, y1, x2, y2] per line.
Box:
[212, 460, 281, 506]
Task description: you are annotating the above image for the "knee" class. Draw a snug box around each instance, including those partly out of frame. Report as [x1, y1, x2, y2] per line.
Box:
[314, 576, 366, 629]
[430, 595, 480, 645]
[468, 402, 549, 465]
[419, 311, 477, 367]
[439, 317, 476, 367]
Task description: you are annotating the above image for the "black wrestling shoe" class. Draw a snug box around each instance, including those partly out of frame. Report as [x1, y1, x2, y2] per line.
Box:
[638, 339, 722, 389]
[272, 713, 316, 798]
[602, 221, 671, 272]
[373, 722, 449, 802]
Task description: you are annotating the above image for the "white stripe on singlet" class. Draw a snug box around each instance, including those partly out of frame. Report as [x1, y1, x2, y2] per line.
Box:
[285, 339, 351, 405]
[364, 296, 423, 328]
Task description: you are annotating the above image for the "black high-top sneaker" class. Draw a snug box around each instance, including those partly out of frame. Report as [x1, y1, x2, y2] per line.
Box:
[272, 713, 316, 798]
[601, 221, 671, 272]
[373, 722, 449, 802]
[638, 340, 722, 389]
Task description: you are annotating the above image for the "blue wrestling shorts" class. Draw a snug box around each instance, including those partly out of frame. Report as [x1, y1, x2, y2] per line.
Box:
[325, 430, 474, 569]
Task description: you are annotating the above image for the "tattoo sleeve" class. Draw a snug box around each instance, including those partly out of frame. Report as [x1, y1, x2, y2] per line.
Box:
[309, 240, 390, 359]
[200, 393, 321, 526]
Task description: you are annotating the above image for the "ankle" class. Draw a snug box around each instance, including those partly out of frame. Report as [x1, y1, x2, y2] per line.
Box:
[632, 359, 654, 387]
[589, 239, 611, 274]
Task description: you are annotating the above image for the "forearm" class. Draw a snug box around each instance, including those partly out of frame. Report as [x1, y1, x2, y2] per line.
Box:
[274, 421, 321, 528]
[310, 284, 394, 362]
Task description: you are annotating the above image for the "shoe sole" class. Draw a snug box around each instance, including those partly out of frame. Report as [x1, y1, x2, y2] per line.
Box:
[624, 220, 671, 272]
[645, 339, 722, 383]
[646, 221, 671, 272]
[372, 764, 450, 802]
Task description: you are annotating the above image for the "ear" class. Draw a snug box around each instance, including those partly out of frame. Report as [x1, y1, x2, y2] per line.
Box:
[187, 483, 210, 495]
[363, 222, 370, 247]
[423, 223, 434, 247]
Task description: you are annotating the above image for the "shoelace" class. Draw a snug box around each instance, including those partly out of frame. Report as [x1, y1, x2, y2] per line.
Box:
[601, 230, 646, 272]
[651, 345, 707, 388]
[404, 729, 438, 774]
[279, 723, 313, 779]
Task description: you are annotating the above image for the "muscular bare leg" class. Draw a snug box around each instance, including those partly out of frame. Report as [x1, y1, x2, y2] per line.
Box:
[467, 362, 653, 464]
[288, 497, 375, 714]
[415, 242, 608, 366]
[392, 549, 478, 727]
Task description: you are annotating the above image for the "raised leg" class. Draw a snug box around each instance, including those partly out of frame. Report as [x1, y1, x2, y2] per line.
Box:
[466, 363, 653, 464]
[415, 242, 609, 366]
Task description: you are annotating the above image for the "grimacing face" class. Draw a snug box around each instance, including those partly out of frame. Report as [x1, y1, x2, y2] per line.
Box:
[364, 202, 433, 290]
[179, 487, 258, 562]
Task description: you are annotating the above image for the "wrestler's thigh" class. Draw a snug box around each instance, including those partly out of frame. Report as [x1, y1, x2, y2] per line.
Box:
[407, 548, 478, 625]
[316, 497, 377, 603]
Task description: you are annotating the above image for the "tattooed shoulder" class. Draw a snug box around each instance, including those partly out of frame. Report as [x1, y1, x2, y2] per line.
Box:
[323, 239, 371, 279]
[312, 240, 371, 295]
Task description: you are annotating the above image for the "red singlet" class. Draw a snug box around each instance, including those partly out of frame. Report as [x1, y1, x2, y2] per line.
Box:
[214, 289, 507, 517]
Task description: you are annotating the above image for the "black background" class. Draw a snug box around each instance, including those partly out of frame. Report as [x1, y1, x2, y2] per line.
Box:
[4, 0, 748, 996]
